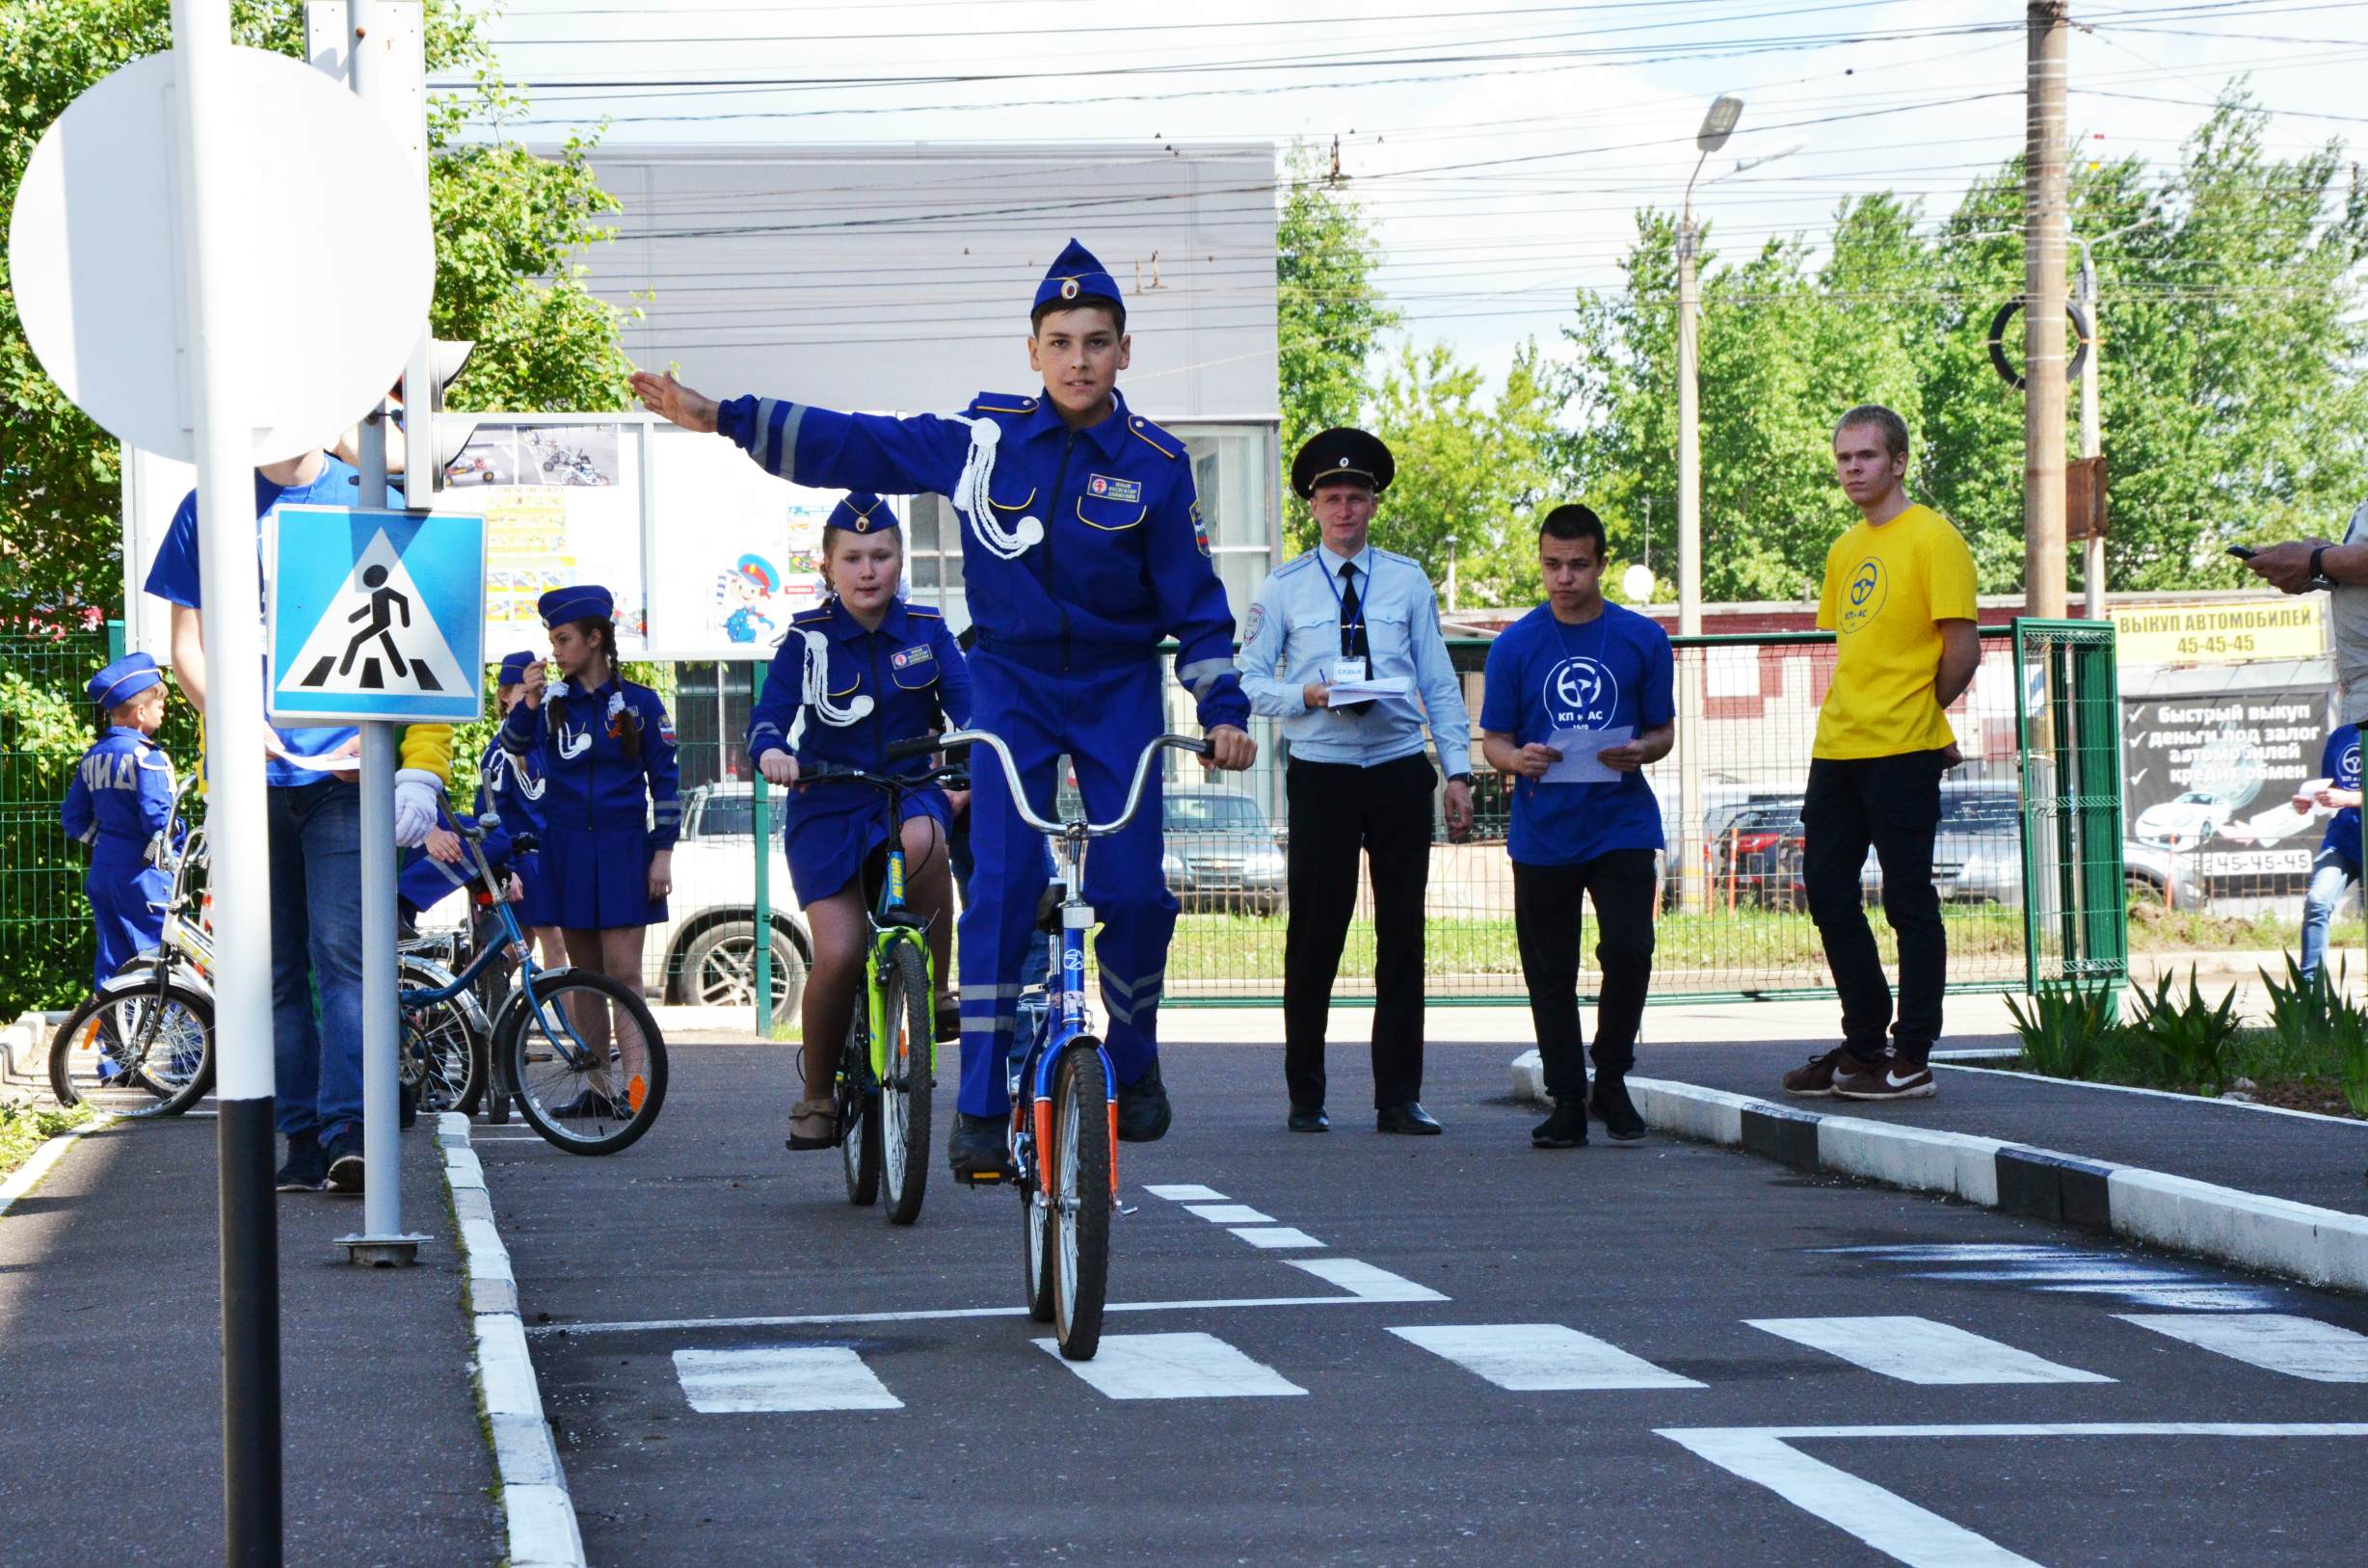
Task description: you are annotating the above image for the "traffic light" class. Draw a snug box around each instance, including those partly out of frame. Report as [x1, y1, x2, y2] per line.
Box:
[402, 336, 477, 497]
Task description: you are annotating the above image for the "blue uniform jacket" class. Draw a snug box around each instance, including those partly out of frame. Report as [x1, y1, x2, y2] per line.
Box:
[477, 731, 545, 842]
[500, 677, 681, 847]
[62, 728, 176, 867]
[716, 388, 1249, 731]
[747, 598, 974, 775]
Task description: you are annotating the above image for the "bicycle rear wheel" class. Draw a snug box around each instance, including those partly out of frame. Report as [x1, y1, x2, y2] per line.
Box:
[839, 1009, 881, 1206]
[878, 941, 933, 1225]
[500, 969, 667, 1155]
[1049, 1044, 1112, 1360]
[49, 975, 214, 1118]
[399, 962, 483, 1115]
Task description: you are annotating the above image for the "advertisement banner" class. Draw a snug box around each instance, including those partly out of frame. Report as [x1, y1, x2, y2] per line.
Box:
[2111, 599, 2326, 666]
[2122, 688, 2333, 894]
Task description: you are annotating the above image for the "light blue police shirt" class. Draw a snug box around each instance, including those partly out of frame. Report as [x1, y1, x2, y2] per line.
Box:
[1238, 543, 1475, 772]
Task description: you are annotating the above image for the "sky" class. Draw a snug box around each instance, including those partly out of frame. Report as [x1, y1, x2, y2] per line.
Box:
[442, 0, 2368, 389]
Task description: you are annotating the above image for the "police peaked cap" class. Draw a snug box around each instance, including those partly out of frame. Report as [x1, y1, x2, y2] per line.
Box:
[89, 652, 163, 709]
[827, 492, 897, 535]
[495, 650, 539, 686]
[1291, 427, 1395, 500]
[1033, 238, 1123, 320]
[538, 584, 614, 627]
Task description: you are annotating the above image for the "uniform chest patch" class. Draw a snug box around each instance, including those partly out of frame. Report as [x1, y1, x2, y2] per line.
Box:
[891, 645, 934, 671]
[1086, 474, 1142, 504]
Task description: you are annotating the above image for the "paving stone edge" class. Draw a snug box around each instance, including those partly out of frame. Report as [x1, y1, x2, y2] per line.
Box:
[1509, 1050, 2368, 1296]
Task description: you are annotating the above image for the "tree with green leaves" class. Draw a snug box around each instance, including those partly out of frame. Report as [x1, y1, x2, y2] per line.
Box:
[1275, 141, 1397, 554]
[1367, 338, 1560, 603]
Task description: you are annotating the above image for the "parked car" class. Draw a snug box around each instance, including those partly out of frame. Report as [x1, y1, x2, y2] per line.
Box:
[1161, 788, 1287, 916]
[646, 784, 813, 1012]
[1712, 800, 1806, 908]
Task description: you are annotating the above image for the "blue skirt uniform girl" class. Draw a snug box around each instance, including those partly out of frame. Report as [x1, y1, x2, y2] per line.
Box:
[748, 493, 972, 1150]
[61, 653, 177, 990]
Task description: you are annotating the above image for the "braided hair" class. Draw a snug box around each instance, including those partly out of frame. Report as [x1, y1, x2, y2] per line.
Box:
[548, 618, 641, 762]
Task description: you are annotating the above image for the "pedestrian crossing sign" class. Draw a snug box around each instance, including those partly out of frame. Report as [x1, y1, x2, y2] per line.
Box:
[267, 505, 486, 725]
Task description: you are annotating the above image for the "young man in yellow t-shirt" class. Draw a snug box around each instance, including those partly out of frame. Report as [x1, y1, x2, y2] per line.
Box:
[1782, 405, 1981, 1103]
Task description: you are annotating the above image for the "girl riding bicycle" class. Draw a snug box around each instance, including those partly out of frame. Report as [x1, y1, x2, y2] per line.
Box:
[746, 493, 971, 1152]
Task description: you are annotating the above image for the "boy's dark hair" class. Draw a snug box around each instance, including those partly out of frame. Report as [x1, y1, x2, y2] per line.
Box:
[1030, 295, 1127, 334]
[549, 617, 639, 761]
[1538, 503, 1608, 556]
[1833, 404, 1910, 460]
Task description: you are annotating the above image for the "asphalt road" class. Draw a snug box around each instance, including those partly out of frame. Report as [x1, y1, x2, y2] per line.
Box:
[486, 1039, 2368, 1567]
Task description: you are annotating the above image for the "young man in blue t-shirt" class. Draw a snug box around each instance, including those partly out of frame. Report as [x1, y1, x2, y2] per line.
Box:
[2298, 718, 2363, 985]
[1479, 504, 1675, 1149]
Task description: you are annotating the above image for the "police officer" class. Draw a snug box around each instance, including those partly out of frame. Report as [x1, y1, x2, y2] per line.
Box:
[1240, 430, 1476, 1134]
[632, 239, 1256, 1180]
[62, 653, 177, 991]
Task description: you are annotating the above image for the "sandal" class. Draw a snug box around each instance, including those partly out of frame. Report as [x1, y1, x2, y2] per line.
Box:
[785, 1097, 838, 1151]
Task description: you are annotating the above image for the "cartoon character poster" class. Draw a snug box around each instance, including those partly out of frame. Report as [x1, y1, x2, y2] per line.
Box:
[644, 423, 842, 658]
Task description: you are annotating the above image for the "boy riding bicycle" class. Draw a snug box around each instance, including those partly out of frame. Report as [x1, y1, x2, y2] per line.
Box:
[636, 238, 1256, 1179]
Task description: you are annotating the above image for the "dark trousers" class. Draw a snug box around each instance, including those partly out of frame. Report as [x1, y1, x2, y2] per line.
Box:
[1512, 850, 1658, 1103]
[1283, 753, 1437, 1110]
[1801, 750, 1949, 1067]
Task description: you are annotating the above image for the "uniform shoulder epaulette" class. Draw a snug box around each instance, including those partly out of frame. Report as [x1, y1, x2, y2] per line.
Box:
[968, 390, 1040, 417]
[1275, 552, 1317, 579]
[790, 606, 834, 626]
[1125, 412, 1182, 461]
[1373, 546, 1421, 571]
[903, 603, 944, 621]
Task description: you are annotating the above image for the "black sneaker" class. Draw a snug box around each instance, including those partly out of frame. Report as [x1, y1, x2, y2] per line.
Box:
[1531, 1099, 1588, 1149]
[1588, 1075, 1648, 1143]
[324, 1129, 365, 1195]
[275, 1135, 328, 1192]
[948, 1112, 1010, 1181]
[549, 1088, 625, 1121]
[1116, 1062, 1172, 1143]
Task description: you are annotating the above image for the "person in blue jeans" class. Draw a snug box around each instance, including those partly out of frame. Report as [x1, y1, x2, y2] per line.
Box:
[144, 449, 451, 1195]
[2298, 719, 2363, 985]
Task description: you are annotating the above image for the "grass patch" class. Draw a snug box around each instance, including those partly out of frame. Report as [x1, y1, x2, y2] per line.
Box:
[0, 1100, 94, 1185]
[2125, 898, 2364, 955]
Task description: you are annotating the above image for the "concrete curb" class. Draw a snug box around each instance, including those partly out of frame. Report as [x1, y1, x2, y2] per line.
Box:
[0, 1114, 111, 1218]
[1, 1013, 65, 1104]
[437, 1112, 584, 1568]
[1507, 1050, 2368, 1296]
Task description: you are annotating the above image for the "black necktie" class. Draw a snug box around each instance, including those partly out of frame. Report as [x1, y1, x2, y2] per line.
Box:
[1335, 561, 1372, 714]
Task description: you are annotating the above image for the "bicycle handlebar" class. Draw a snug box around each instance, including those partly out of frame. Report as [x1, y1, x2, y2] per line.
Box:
[926, 728, 1210, 839]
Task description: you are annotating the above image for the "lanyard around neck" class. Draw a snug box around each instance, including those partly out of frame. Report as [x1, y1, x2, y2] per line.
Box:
[1320, 547, 1371, 636]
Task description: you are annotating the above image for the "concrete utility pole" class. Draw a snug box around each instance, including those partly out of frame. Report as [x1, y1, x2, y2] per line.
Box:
[2024, 1, 2071, 620]
[2078, 242, 2103, 620]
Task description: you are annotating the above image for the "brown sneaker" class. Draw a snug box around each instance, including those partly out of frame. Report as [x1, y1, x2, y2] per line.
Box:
[1781, 1047, 1850, 1097]
[1832, 1056, 1936, 1101]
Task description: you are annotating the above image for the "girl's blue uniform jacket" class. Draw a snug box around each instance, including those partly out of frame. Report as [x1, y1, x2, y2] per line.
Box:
[747, 597, 972, 905]
[61, 727, 176, 989]
[500, 677, 679, 929]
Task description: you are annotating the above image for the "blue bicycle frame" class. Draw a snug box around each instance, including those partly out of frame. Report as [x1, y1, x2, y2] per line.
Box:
[395, 814, 595, 1073]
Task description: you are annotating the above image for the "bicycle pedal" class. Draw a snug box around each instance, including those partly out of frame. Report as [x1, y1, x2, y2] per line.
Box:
[956, 1168, 1009, 1186]
[1116, 1203, 1138, 1217]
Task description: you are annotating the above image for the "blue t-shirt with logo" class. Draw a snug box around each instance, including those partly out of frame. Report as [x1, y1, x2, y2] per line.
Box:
[1479, 600, 1675, 867]
[144, 458, 368, 787]
[2322, 724, 2362, 869]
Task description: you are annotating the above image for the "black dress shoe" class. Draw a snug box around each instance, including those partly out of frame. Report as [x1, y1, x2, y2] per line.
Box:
[1288, 1106, 1330, 1132]
[1116, 1062, 1172, 1143]
[1375, 1102, 1443, 1135]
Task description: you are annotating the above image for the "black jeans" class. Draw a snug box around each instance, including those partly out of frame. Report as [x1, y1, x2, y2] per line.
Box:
[1283, 753, 1437, 1110]
[1802, 750, 1949, 1066]
[1513, 850, 1658, 1103]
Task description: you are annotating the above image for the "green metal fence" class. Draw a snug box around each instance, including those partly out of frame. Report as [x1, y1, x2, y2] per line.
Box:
[2015, 619, 2130, 994]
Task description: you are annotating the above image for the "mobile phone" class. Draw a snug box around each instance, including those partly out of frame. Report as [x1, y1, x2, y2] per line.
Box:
[2224, 545, 2257, 560]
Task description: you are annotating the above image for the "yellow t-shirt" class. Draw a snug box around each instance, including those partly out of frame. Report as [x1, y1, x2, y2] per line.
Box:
[1813, 503, 1978, 759]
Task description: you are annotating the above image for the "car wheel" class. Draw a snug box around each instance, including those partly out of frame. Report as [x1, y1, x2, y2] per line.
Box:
[680, 920, 809, 1015]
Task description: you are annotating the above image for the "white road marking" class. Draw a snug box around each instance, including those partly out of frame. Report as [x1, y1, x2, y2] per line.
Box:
[1662, 1423, 2368, 1568]
[2043, 1284, 2277, 1312]
[674, 1346, 902, 1413]
[1142, 1183, 1228, 1201]
[1230, 1226, 1323, 1249]
[1287, 1258, 1449, 1303]
[1038, 1332, 1307, 1400]
[1914, 1265, 2201, 1284]
[1182, 1203, 1274, 1224]
[2118, 1313, 2368, 1382]
[1390, 1323, 1705, 1391]
[533, 1289, 1439, 1339]
[1745, 1316, 2112, 1385]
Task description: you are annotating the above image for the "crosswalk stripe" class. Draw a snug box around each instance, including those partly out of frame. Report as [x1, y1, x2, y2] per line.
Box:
[2117, 1313, 2368, 1381]
[1142, 1183, 1227, 1201]
[1391, 1323, 1705, 1391]
[1745, 1316, 2113, 1385]
[1183, 1203, 1275, 1224]
[1230, 1226, 1324, 1249]
[673, 1346, 902, 1413]
[1288, 1258, 1449, 1303]
[1038, 1332, 1308, 1399]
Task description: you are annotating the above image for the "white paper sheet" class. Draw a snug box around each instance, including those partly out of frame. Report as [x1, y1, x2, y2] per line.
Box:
[1540, 726, 1633, 784]
[1326, 677, 1411, 704]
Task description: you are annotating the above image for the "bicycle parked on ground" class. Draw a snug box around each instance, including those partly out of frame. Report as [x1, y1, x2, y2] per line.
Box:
[926, 726, 1210, 1361]
[398, 811, 669, 1154]
[794, 751, 965, 1227]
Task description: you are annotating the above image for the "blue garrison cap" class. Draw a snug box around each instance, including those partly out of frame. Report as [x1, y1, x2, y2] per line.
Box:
[538, 585, 614, 627]
[89, 652, 163, 710]
[495, 650, 538, 686]
[1033, 238, 1123, 321]
[827, 492, 897, 535]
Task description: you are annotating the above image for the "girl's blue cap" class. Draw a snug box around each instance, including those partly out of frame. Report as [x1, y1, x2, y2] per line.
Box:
[538, 585, 613, 627]
[828, 492, 896, 534]
[496, 650, 538, 685]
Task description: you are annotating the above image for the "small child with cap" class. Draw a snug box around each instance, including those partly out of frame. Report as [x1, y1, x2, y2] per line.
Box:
[61, 653, 178, 992]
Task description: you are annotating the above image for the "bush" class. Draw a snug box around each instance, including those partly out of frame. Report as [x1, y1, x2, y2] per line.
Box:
[2007, 983, 2121, 1079]
[2124, 969, 2244, 1096]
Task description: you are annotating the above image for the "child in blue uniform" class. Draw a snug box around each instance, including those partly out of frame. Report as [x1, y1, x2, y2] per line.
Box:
[747, 493, 972, 1150]
[502, 587, 679, 1112]
[61, 653, 177, 992]
[633, 238, 1257, 1178]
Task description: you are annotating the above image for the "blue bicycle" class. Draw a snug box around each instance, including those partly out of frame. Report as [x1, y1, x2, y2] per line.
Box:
[922, 727, 1209, 1360]
[398, 812, 668, 1155]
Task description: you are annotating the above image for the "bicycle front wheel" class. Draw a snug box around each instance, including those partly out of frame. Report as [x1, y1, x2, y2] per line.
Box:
[49, 976, 214, 1118]
[1049, 1044, 1112, 1361]
[399, 961, 483, 1115]
[878, 941, 933, 1226]
[839, 1009, 881, 1207]
[500, 969, 668, 1155]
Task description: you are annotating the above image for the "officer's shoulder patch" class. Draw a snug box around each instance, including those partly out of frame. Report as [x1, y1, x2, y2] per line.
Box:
[968, 390, 1039, 417]
[902, 602, 944, 621]
[1127, 413, 1182, 461]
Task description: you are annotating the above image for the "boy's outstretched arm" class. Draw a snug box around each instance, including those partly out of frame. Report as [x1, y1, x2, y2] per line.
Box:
[632, 369, 970, 498]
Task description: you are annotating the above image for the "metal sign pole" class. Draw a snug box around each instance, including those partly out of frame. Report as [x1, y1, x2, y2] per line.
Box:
[165, 1, 285, 1558]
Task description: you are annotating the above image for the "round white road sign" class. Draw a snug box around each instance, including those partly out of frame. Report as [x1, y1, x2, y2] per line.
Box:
[7, 46, 434, 465]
